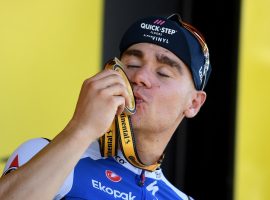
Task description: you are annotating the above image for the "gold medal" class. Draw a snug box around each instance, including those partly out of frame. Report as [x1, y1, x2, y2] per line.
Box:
[105, 57, 136, 115]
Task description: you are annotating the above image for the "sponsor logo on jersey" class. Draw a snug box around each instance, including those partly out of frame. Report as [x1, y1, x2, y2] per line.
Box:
[146, 181, 159, 196]
[154, 171, 162, 179]
[114, 155, 127, 165]
[92, 179, 136, 200]
[9, 155, 19, 168]
[3, 154, 19, 176]
[105, 170, 122, 182]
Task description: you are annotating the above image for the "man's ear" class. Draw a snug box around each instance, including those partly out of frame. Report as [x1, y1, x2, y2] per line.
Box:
[184, 91, 207, 118]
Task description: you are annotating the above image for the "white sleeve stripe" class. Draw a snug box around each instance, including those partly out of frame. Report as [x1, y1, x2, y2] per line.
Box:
[161, 176, 190, 200]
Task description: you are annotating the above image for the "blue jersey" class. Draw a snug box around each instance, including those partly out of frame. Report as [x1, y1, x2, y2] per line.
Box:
[3, 138, 193, 200]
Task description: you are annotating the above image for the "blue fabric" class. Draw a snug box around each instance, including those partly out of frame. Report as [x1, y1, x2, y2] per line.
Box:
[63, 157, 184, 200]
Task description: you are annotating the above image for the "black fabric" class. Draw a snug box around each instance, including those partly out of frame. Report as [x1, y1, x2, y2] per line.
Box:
[119, 14, 212, 90]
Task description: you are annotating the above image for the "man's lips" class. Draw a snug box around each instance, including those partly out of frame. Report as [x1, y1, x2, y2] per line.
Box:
[135, 97, 144, 104]
[133, 91, 146, 104]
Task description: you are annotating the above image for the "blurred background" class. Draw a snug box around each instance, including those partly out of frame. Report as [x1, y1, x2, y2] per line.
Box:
[0, 0, 270, 199]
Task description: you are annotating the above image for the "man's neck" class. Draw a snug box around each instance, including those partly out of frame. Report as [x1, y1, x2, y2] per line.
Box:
[134, 129, 172, 165]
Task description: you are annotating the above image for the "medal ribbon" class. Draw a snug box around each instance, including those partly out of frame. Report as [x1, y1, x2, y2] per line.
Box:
[99, 58, 163, 172]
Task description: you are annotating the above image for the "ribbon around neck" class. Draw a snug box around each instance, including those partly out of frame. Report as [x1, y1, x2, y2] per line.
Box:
[99, 57, 164, 172]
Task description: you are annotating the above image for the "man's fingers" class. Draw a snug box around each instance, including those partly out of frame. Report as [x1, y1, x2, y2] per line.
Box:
[83, 69, 132, 110]
[84, 71, 125, 92]
[89, 69, 119, 82]
[101, 83, 131, 108]
[116, 99, 125, 115]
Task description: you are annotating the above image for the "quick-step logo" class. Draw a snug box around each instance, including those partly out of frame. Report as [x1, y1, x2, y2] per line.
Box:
[140, 18, 177, 45]
[141, 23, 177, 35]
[92, 179, 136, 200]
[140, 19, 177, 44]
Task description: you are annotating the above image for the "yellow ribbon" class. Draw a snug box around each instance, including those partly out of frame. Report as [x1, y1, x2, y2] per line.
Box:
[99, 57, 163, 172]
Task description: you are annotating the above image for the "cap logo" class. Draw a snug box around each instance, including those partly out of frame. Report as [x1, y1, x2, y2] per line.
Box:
[154, 19, 165, 25]
[119, 14, 212, 90]
[199, 51, 210, 88]
[141, 23, 160, 31]
[140, 22, 177, 35]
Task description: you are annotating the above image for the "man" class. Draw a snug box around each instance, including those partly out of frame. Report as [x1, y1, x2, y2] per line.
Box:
[0, 13, 211, 199]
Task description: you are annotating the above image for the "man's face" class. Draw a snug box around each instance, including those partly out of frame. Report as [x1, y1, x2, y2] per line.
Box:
[121, 43, 197, 136]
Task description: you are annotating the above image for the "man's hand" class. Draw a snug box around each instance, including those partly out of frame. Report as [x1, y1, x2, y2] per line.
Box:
[69, 69, 131, 140]
[0, 68, 132, 200]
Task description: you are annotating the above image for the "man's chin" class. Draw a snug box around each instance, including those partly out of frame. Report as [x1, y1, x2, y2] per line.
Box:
[130, 115, 142, 129]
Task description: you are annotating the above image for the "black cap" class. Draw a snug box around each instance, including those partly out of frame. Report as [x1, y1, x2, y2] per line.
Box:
[119, 13, 212, 90]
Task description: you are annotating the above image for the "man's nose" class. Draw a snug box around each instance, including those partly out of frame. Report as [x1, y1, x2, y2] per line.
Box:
[129, 67, 152, 88]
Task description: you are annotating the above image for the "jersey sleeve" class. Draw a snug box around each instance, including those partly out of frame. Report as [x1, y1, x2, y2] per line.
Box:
[2, 138, 50, 176]
[2, 137, 74, 199]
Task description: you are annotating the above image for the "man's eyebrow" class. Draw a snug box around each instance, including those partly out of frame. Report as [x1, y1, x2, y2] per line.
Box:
[156, 54, 183, 73]
[121, 49, 143, 58]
